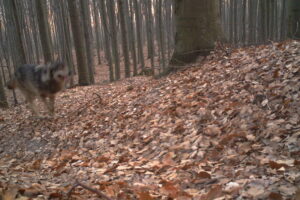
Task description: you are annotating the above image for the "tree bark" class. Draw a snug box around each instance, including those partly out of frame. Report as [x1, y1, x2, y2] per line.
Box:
[158, 0, 166, 72]
[133, 0, 145, 71]
[145, 0, 154, 73]
[35, 0, 53, 62]
[128, 0, 138, 76]
[67, 0, 90, 85]
[80, 0, 95, 83]
[99, 0, 114, 81]
[0, 72, 8, 108]
[170, 0, 223, 65]
[93, 0, 102, 65]
[118, 0, 131, 77]
[3, 0, 26, 66]
[288, 0, 300, 38]
[107, 0, 120, 80]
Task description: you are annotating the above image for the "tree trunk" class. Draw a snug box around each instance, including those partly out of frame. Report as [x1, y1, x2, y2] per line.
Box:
[107, 0, 120, 80]
[67, 0, 90, 85]
[288, 0, 300, 38]
[170, 0, 223, 65]
[3, 0, 26, 66]
[118, 0, 131, 77]
[128, 0, 138, 76]
[80, 0, 95, 83]
[133, 0, 145, 72]
[145, 0, 155, 73]
[35, 0, 53, 62]
[0, 72, 8, 108]
[99, 0, 114, 81]
[93, 0, 102, 65]
[158, 0, 166, 72]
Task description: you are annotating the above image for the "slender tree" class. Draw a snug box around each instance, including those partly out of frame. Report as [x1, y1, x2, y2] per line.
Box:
[145, 0, 155, 73]
[92, 0, 102, 65]
[0, 72, 8, 108]
[157, 0, 166, 72]
[133, 0, 145, 72]
[118, 0, 130, 77]
[99, 0, 114, 81]
[127, 0, 138, 76]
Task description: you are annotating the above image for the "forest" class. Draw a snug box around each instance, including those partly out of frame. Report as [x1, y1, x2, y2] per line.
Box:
[0, 0, 300, 199]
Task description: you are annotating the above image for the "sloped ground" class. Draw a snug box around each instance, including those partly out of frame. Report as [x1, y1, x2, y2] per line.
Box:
[0, 40, 300, 199]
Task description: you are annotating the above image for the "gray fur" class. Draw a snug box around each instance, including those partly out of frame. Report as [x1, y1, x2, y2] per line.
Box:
[7, 62, 70, 117]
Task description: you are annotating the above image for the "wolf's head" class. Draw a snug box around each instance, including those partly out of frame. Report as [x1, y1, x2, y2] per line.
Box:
[49, 61, 70, 83]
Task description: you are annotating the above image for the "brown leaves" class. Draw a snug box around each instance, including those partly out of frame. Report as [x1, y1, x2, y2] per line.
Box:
[1, 41, 300, 199]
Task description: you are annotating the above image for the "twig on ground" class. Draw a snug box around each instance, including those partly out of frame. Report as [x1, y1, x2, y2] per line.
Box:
[67, 180, 113, 200]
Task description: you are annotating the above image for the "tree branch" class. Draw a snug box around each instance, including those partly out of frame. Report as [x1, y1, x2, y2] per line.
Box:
[67, 180, 113, 200]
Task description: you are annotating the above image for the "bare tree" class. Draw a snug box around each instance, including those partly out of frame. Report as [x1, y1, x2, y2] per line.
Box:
[35, 0, 53, 62]
[92, 0, 102, 65]
[127, 0, 138, 76]
[145, 0, 155, 73]
[3, 0, 26, 66]
[288, 0, 300, 38]
[157, 0, 166, 72]
[67, 0, 90, 85]
[133, 0, 145, 72]
[107, 0, 120, 80]
[80, 0, 95, 83]
[99, 0, 114, 82]
[0, 72, 8, 108]
[118, 0, 131, 77]
[170, 0, 223, 65]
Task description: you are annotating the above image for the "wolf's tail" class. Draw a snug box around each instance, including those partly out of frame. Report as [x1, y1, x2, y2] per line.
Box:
[7, 78, 17, 90]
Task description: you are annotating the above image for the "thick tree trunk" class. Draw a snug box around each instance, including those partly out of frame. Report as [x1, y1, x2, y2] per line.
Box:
[288, 0, 300, 38]
[67, 0, 90, 85]
[107, 0, 120, 80]
[3, 0, 26, 66]
[170, 0, 223, 65]
[35, 0, 53, 62]
[80, 0, 95, 84]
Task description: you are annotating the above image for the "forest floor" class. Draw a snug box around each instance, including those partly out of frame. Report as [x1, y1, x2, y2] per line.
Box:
[0, 40, 300, 200]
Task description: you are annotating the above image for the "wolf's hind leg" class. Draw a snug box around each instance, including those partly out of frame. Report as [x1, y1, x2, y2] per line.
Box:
[49, 95, 55, 116]
[41, 95, 55, 116]
[26, 96, 39, 117]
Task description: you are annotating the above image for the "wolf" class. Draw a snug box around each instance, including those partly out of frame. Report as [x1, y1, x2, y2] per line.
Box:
[7, 61, 70, 117]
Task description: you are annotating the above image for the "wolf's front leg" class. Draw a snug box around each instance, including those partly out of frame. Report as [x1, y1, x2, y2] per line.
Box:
[41, 95, 55, 117]
[26, 96, 40, 118]
[46, 95, 55, 117]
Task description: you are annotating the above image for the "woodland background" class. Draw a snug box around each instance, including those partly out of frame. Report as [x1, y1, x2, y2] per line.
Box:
[0, 0, 299, 106]
[0, 0, 300, 199]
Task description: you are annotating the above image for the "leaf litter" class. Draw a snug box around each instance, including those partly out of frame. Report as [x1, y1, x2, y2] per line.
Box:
[0, 40, 300, 199]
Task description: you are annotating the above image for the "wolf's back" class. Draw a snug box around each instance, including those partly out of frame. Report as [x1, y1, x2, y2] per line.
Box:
[6, 64, 39, 90]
